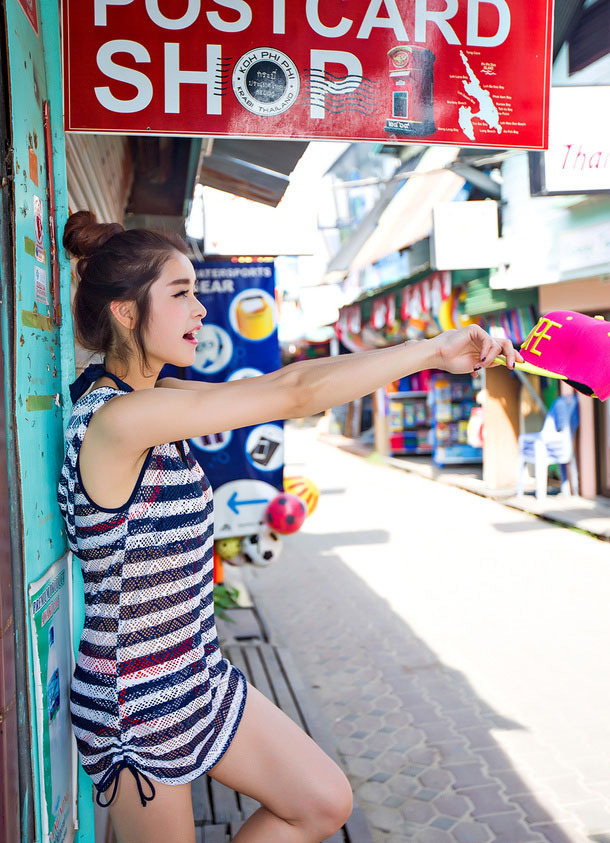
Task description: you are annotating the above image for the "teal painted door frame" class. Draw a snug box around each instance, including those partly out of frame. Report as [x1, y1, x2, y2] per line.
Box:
[2, 0, 95, 840]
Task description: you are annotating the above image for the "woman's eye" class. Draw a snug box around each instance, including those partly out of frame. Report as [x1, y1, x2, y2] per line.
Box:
[173, 290, 188, 298]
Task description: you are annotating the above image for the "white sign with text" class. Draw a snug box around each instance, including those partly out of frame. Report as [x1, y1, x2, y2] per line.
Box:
[544, 87, 610, 193]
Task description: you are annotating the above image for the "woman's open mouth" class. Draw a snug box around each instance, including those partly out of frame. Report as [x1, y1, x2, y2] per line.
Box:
[183, 331, 199, 345]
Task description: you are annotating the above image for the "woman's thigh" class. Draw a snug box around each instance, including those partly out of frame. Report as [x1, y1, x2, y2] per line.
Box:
[208, 682, 353, 825]
[107, 774, 195, 843]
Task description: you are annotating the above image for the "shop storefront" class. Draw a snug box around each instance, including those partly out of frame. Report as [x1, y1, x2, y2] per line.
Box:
[493, 83, 610, 499]
[336, 265, 500, 472]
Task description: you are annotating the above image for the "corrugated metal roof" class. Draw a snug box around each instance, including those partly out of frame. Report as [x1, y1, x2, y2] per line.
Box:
[66, 134, 133, 223]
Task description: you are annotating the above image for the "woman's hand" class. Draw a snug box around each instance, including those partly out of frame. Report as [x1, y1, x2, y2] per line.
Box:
[429, 325, 524, 374]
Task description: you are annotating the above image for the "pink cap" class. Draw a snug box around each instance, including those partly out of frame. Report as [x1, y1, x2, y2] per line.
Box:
[514, 311, 610, 401]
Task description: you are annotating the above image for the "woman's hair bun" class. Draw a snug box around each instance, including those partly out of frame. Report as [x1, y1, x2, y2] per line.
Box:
[63, 210, 124, 259]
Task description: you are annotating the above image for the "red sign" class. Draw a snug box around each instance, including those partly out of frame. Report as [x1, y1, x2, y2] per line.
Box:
[63, 0, 554, 150]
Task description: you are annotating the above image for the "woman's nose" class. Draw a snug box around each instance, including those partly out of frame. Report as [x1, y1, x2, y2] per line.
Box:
[192, 295, 206, 319]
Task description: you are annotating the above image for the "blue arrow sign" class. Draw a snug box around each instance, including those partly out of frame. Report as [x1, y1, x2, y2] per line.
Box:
[227, 491, 269, 516]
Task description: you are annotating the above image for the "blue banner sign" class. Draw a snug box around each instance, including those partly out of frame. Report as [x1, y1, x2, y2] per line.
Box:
[186, 260, 283, 538]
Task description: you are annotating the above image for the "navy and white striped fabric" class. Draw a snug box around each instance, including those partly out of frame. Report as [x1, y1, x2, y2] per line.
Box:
[57, 386, 246, 804]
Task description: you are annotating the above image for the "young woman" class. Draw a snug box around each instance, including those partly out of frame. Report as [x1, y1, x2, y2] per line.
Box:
[58, 210, 521, 843]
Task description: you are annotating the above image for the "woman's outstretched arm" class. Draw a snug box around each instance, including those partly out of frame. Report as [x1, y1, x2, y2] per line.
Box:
[99, 327, 522, 453]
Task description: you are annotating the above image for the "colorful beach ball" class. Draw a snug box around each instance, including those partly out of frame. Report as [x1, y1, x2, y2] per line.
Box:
[283, 476, 319, 517]
[265, 493, 307, 535]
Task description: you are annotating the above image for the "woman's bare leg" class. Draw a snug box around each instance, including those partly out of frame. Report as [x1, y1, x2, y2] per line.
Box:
[107, 774, 195, 843]
[208, 682, 353, 843]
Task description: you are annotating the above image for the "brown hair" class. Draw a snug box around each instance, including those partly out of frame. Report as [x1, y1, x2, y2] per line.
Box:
[63, 210, 188, 372]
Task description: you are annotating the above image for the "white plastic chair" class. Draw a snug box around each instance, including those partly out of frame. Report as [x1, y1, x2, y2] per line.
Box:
[516, 396, 580, 499]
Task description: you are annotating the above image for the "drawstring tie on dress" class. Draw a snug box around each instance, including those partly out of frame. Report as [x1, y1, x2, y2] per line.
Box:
[96, 760, 156, 808]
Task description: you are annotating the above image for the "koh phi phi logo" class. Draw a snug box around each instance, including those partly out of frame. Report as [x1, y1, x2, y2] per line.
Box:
[232, 48, 300, 116]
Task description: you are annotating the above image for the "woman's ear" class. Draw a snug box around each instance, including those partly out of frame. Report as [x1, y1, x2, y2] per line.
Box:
[109, 300, 136, 331]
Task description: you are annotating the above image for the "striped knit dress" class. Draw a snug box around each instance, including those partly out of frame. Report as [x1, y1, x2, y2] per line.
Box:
[57, 381, 247, 807]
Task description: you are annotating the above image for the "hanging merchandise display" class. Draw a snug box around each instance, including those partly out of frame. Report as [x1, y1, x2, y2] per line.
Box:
[371, 297, 389, 331]
[431, 374, 484, 466]
[345, 271, 487, 459]
[386, 368, 484, 462]
[264, 493, 307, 535]
[283, 476, 320, 517]
[438, 290, 457, 331]
[242, 528, 284, 567]
[481, 307, 538, 346]
[400, 272, 479, 339]
[215, 537, 243, 561]
[385, 371, 434, 456]
[463, 272, 538, 343]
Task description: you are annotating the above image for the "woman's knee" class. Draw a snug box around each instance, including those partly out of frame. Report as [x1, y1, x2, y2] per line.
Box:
[300, 765, 354, 836]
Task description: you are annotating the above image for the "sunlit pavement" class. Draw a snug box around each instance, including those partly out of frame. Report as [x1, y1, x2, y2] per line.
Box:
[243, 421, 610, 843]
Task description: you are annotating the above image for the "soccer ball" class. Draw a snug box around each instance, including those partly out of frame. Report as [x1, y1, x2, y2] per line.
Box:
[241, 528, 283, 567]
[265, 493, 307, 534]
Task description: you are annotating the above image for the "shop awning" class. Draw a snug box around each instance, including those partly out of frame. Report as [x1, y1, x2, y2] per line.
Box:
[66, 134, 201, 228]
[127, 137, 201, 219]
[197, 139, 309, 207]
[350, 146, 465, 272]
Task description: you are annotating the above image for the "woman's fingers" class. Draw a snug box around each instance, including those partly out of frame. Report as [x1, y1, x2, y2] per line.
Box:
[477, 336, 495, 364]
[477, 335, 505, 366]
[500, 339, 517, 369]
[459, 326, 525, 372]
[486, 338, 525, 369]
[468, 326, 494, 363]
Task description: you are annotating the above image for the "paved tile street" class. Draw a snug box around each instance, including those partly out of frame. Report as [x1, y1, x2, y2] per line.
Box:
[242, 421, 610, 843]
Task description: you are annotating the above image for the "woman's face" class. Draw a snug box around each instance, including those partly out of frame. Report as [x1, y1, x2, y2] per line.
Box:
[144, 251, 207, 368]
